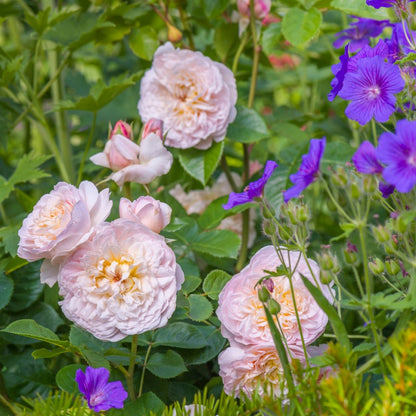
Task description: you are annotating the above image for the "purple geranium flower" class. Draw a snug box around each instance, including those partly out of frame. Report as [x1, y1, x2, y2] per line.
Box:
[333, 17, 391, 53]
[376, 119, 416, 193]
[387, 22, 416, 62]
[352, 141, 383, 174]
[379, 181, 395, 198]
[339, 56, 405, 125]
[283, 138, 326, 203]
[76, 367, 128, 412]
[223, 160, 278, 209]
[328, 45, 349, 102]
[367, 0, 415, 9]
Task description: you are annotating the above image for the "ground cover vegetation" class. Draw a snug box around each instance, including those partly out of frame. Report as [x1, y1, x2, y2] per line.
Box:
[1, 0, 416, 414]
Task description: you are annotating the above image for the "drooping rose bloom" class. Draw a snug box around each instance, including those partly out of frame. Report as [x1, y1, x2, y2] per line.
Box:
[17, 181, 112, 286]
[119, 196, 171, 233]
[219, 344, 305, 398]
[217, 246, 333, 348]
[169, 173, 256, 246]
[58, 219, 184, 342]
[90, 132, 173, 187]
[138, 43, 237, 150]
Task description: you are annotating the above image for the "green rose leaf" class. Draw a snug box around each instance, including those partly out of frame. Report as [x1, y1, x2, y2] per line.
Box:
[188, 294, 213, 321]
[227, 106, 269, 143]
[190, 229, 241, 259]
[178, 141, 224, 186]
[282, 7, 322, 48]
[153, 322, 207, 349]
[123, 392, 165, 416]
[56, 364, 85, 394]
[129, 26, 159, 61]
[147, 350, 187, 379]
[0, 272, 13, 310]
[203, 269, 232, 300]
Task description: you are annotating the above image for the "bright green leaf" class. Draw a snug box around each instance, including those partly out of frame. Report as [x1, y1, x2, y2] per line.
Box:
[331, 0, 389, 19]
[188, 294, 213, 321]
[203, 270, 231, 300]
[214, 23, 238, 61]
[129, 26, 159, 61]
[1, 319, 68, 348]
[0, 224, 20, 256]
[178, 141, 224, 185]
[32, 348, 67, 359]
[147, 350, 187, 379]
[56, 364, 85, 393]
[227, 106, 269, 143]
[282, 7, 322, 48]
[262, 23, 282, 55]
[123, 392, 165, 416]
[190, 229, 241, 259]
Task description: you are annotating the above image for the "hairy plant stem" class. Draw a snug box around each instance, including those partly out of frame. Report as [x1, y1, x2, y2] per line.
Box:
[127, 334, 138, 400]
[358, 226, 386, 376]
[138, 343, 153, 398]
[77, 111, 97, 185]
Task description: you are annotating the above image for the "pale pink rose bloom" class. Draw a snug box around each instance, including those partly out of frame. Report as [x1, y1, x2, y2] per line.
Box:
[119, 196, 171, 233]
[142, 118, 163, 140]
[18, 181, 112, 286]
[237, 0, 271, 19]
[58, 218, 184, 342]
[138, 42, 237, 150]
[90, 132, 173, 186]
[217, 246, 334, 349]
[219, 344, 305, 398]
[169, 173, 256, 247]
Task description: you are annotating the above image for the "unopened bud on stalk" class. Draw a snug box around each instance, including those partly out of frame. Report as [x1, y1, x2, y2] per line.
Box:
[331, 167, 348, 187]
[268, 298, 281, 315]
[258, 286, 271, 303]
[343, 241, 358, 265]
[262, 204, 275, 219]
[320, 269, 334, 284]
[385, 239, 398, 255]
[109, 120, 132, 140]
[167, 23, 182, 43]
[372, 225, 390, 244]
[385, 259, 401, 276]
[393, 214, 408, 234]
[263, 278, 274, 293]
[369, 258, 384, 275]
[297, 205, 309, 223]
[262, 219, 275, 236]
[318, 252, 335, 271]
[363, 175, 377, 194]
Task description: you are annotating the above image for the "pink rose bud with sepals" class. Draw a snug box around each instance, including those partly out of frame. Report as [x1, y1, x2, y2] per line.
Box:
[237, 0, 271, 20]
[110, 120, 132, 140]
[142, 119, 164, 140]
[119, 196, 172, 233]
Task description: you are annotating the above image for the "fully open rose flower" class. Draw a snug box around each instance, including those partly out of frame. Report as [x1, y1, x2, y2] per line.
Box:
[138, 42, 237, 149]
[219, 344, 305, 398]
[217, 246, 333, 348]
[119, 196, 171, 233]
[18, 181, 112, 286]
[90, 132, 173, 186]
[58, 219, 184, 341]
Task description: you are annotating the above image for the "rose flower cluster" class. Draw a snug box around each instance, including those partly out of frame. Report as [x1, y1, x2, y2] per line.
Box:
[18, 121, 183, 342]
[217, 247, 333, 397]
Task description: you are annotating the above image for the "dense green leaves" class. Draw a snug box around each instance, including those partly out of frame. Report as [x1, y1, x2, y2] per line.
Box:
[153, 322, 207, 349]
[0, 272, 13, 310]
[147, 350, 187, 379]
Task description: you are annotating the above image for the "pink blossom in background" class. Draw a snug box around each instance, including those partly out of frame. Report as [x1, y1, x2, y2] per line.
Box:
[90, 132, 173, 186]
[119, 196, 171, 233]
[219, 344, 305, 398]
[217, 246, 334, 349]
[138, 42, 237, 150]
[17, 181, 112, 286]
[58, 219, 184, 342]
[237, 0, 271, 20]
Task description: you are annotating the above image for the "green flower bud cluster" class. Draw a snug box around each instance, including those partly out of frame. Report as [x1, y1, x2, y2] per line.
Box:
[369, 257, 402, 276]
[278, 201, 310, 244]
[317, 250, 340, 284]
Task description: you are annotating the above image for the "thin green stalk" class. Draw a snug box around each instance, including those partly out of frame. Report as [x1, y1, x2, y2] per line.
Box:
[322, 179, 355, 223]
[126, 334, 138, 400]
[358, 226, 386, 375]
[138, 343, 153, 398]
[77, 112, 97, 185]
[220, 157, 239, 192]
[232, 31, 249, 75]
[370, 119, 378, 146]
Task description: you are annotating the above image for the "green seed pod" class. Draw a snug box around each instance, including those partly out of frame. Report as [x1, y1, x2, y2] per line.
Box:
[363, 175, 377, 194]
[385, 259, 401, 276]
[258, 286, 270, 303]
[318, 252, 335, 271]
[320, 269, 334, 284]
[385, 239, 398, 255]
[297, 205, 309, 223]
[369, 258, 384, 275]
[393, 215, 407, 234]
[372, 225, 390, 243]
[268, 299, 281, 315]
[263, 219, 275, 236]
[343, 246, 358, 265]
